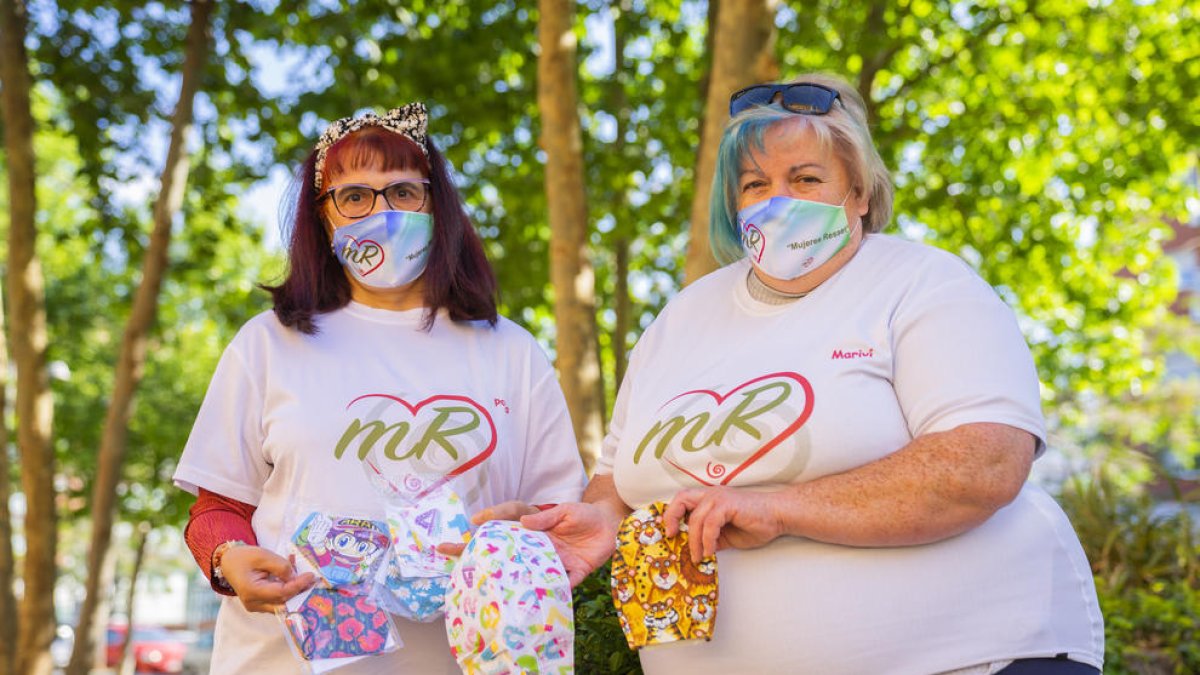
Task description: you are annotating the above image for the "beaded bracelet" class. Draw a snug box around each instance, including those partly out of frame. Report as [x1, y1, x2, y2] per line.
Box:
[211, 540, 248, 595]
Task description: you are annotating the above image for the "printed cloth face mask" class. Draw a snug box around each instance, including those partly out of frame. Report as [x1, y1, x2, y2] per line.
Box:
[330, 210, 433, 289]
[445, 520, 574, 674]
[611, 501, 718, 650]
[737, 193, 855, 281]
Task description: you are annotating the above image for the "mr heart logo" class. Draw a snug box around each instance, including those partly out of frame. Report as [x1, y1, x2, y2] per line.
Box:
[339, 236, 385, 276]
[334, 393, 497, 484]
[633, 372, 814, 486]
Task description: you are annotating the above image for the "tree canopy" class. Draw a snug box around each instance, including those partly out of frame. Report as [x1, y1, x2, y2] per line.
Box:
[0, 1, 1196, 673]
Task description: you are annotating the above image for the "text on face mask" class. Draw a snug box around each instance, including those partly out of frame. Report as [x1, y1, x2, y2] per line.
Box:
[788, 224, 849, 251]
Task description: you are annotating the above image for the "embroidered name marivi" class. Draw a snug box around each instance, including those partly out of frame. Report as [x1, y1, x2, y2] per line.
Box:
[831, 347, 874, 360]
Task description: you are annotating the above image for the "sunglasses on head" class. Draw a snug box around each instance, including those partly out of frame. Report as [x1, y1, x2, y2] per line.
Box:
[729, 82, 841, 118]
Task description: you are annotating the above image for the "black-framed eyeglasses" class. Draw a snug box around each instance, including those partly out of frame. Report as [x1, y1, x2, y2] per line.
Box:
[319, 179, 431, 219]
[729, 83, 841, 118]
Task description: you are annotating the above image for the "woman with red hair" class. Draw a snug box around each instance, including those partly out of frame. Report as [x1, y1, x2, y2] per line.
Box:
[173, 103, 584, 673]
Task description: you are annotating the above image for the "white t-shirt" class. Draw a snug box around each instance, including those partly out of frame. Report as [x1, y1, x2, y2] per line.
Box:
[174, 302, 586, 675]
[597, 235, 1104, 675]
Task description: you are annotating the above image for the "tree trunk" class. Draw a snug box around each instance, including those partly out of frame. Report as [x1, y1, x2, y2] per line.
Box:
[613, 237, 630, 387]
[83, 546, 119, 673]
[693, 0, 718, 168]
[67, 2, 214, 674]
[116, 524, 150, 675]
[683, 0, 779, 285]
[538, 0, 604, 471]
[0, 1, 56, 673]
[609, 0, 633, 392]
[0, 286, 16, 675]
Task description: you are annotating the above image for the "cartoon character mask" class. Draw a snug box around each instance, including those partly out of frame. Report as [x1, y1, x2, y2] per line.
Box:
[292, 513, 391, 588]
[611, 501, 719, 649]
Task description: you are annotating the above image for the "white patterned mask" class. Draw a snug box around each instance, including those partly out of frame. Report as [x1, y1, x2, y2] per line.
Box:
[330, 210, 432, 289]
[737, 194, 855, 280]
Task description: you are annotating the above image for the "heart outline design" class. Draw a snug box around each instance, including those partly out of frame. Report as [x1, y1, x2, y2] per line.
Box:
[348, 393, 497, 497]
[341, 236, 386, 276]
[742, 223, 766, 263]
[660, 371, 813, 486]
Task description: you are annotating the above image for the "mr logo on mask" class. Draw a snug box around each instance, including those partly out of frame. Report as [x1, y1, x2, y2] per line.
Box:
[737, 194, 854, 281]
[330, 210, 433, 289]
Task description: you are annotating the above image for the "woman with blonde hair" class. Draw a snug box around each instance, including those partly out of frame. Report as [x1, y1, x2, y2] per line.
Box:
[523, 73, 1104, 674]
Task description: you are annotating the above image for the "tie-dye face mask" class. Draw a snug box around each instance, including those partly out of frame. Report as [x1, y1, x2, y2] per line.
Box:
[330, 210, 433, 289]
[611, 501, 719, 650]
[738, 193, 854, 281]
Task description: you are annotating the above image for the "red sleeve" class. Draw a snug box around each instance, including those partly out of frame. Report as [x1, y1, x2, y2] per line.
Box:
[184, 488, 258, 595]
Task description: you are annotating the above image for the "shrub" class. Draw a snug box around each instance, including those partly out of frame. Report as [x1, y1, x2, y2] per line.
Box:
[573, 562, 643, 675]
[1059, 476, 1200, 674]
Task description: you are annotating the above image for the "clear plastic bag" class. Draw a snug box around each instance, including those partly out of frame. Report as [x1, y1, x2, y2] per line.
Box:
[373, 476, 473, 622]
[277, 507, 403, 672]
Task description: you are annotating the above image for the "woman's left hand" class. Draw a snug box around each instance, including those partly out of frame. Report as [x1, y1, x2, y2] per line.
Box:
[435, 500, 539, 556]
[663, 487, 784, 563]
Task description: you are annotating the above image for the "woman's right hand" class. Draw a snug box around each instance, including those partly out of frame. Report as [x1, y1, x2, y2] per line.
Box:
[219, 545, 316, 613]
[520, 501, 621, 588]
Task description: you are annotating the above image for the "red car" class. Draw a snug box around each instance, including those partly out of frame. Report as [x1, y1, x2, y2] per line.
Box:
[107, 624, 189, 673]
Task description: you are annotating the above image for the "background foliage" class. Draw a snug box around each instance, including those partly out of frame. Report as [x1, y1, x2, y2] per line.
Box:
[1060, 475, 1200, 674]
[1, 0, 1197, 672]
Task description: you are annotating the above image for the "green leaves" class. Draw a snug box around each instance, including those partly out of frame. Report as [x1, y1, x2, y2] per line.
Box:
[573, 562, 643, 675]
[1060, 475, 1200, 673]
[779, 0, 1198, 414]
[5, 0, 1196, 632]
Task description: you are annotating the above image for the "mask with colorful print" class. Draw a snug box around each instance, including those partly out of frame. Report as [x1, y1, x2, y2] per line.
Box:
[737, 194, 854, 280]
[330, 210, 432, 289]
[445, 520, 574, 673]
[611, 501, 718, 650]
[281, 587, 398, 663]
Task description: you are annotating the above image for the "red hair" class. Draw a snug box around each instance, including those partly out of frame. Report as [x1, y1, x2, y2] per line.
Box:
[320, 127, 427, 183]
[265, 128, 498, 333]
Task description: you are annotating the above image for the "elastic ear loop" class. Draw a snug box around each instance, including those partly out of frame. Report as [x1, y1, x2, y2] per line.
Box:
[837, 188, 865, 239]
[283, 607, 319, 659]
